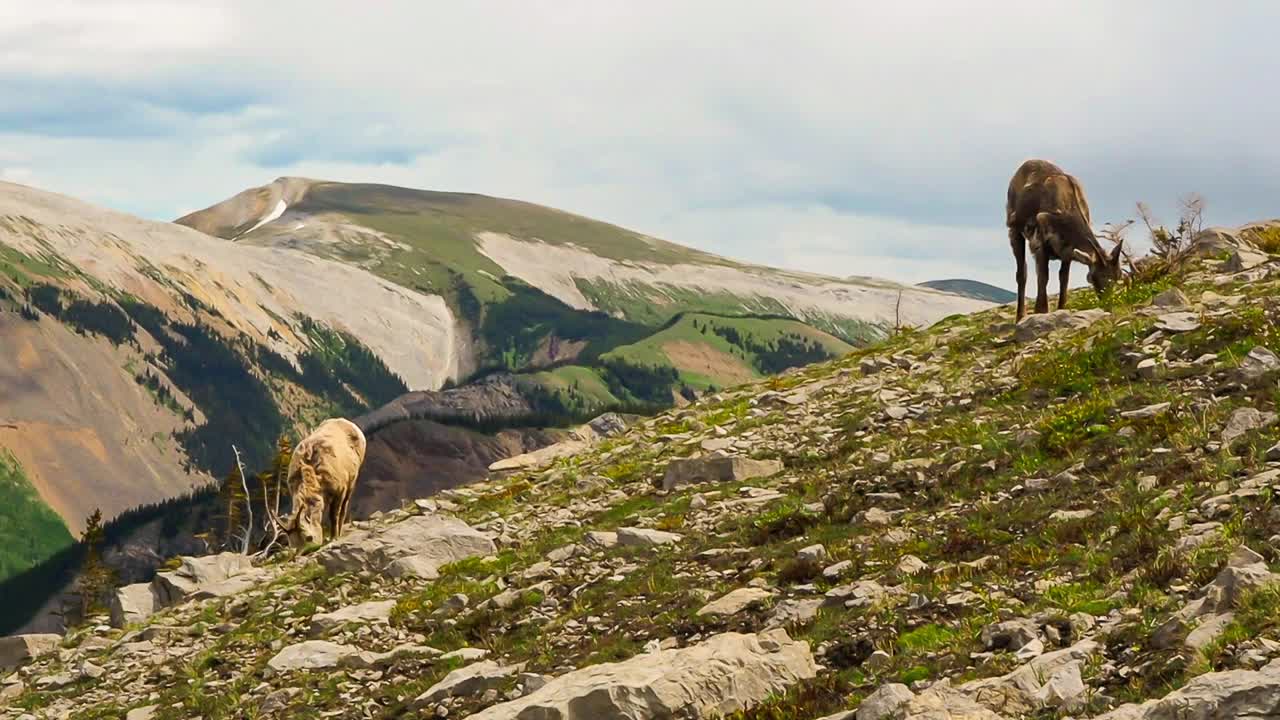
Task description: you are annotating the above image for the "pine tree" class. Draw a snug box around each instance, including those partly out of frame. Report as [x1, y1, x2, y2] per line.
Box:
[77, 509, 115, 619]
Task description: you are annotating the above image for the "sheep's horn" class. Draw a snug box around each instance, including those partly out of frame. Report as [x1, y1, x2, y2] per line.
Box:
[1072, 248, 1097, 265]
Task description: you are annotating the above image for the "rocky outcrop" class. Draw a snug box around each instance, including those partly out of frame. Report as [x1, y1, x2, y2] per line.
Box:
[468, 630, 817, 719]
[660, 455, 784, 491]
[315, 513, 495, 575]
[1013, 308, 1108, 343]
[109, 552, 265, 628]
[0, 634, 61, 672]
[1097, 658, 1280, 719]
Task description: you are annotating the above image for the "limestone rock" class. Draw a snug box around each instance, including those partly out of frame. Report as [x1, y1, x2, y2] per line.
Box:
[1238, 346, 1280, 385]
[1156, 311, 1201, 333]
[961, 640, 1098, 715]
[856, 683, 914, 720]
[981, 618, 1039, 651]
[1096, 657, 1280, 719]
[0, 634, 60, 672]
[766, 598, 823, 628]
[1222, 408, 1278, 444]
[308, 599, 396, 637]
[1014, 309, 1108, 343]
[616, 526, 682, 547]
[660, 456, 784, 491]
[698, 588, 774, 617]
[109, 583, 158, 628]
[414, 660, 519, 705]
[467, 630, 817, 720]
[152, 552, 255, 607]
[316, 514, 495, 575]
[267, 640, 359, 673]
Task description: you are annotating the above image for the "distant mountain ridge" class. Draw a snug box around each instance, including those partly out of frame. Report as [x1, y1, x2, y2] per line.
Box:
[0, 177, 990, 623]
[919, 278, 1017, 303]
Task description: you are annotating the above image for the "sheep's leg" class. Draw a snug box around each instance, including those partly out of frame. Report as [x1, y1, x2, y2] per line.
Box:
[336, 485, 353, 538]
[1058, 258, 1072, 310]
[1034, 250, 1050, 314]
[1010, 226, 1027, 322]
[325, 491, 341, 541]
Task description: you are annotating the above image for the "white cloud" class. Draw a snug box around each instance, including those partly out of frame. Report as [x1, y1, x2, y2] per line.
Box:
[0, 0, 1277, 290]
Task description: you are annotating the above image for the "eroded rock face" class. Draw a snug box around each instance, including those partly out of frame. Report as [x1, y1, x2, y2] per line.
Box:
[1096, 658, 1280, 719]
[315, 513, 495, 575]
[468, 630, 817, 720]
[152, 553, 257, 607]
[660, 456, 784, 491]
[0, 634, 61, 672]
[1014, 309, 1109, 343]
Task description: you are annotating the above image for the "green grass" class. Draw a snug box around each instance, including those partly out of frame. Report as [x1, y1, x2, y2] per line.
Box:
[0, 449, 75, 584]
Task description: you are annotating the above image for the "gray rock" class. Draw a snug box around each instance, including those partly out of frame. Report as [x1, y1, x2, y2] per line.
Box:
[660, 456, 784, 491]
[308, 599, 396, 637]
[317, 514, 495, 575]
[109, 583, 158, 628]
[1122, 402, 1172, 419]
[467, 630, 817, 720]
[857, 683, 915, 720]
[386, 554, 443, 580]
[1151, 288, 1191, 308]
[267, 640, 359, 672]
[152, 552, 256, 607]
[0, 634, 61, 672]
[616, 527, 682, 547]
[1095, 657, 1280, 719]
[1014, 309, 1109, 343]
[796, 544, 827, 562]
[584, 530, 619, 549]
[961, 640, 1098, 715]
[823, 560, 853, 579]
[766, 598, 823, 628]
[1223, 248, 1271, 272]
[981, 618, 1039, 651]
[1156, 311, 1201, 333]
[1223, 408, 1279, 444]
[698, 588, 774, 617]
[1033, 661, 1086, 709]
[125, 706, 158, 720]
[1238, 346, 1280, 385]
[415, 660, 520, 705]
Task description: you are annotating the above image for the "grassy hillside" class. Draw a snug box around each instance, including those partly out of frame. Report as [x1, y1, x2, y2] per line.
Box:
[603, 313, 853, 389]
[0, 451, 74, 585]
[15, 241, 1280, 719]
[919, 278, 1017, 303]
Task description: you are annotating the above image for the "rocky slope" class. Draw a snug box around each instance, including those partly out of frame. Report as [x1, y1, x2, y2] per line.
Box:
[7, 228, 1280, 718]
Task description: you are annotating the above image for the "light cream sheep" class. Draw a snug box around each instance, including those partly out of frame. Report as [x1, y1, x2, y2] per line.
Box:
[285, 418, 366, 547]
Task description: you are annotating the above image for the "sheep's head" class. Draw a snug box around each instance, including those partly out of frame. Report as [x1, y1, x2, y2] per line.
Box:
[1085, 240, 1126, 296]
[286, 464, 325, 548]
[286, 497, 324, 548]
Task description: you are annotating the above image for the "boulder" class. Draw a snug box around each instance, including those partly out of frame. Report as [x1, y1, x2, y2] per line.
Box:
[766, 598, 823, 628]
[961, 640, 1098, 715]
[1150, 288, 1191, 308]
[981, 618, 1039, 651]
[152, 553, 255, 607]
[697, 588, 774, 617]
[1014, 309, 1108, 343]
[660, 456, 783, 491]
[1096, 657, 1280, 719]
[856, 683, 915, 720]
[316, 514, 495, 575]
[467, 630, 817, 720]
[1222, 408, 1278, 444]
[1155, 311, 1200, 333]
[1223, 248, 1270, 272]
[110, 583, 159, 628]
[308, 599, 396, 637]
[616, 527, 682, 547]
[0, 634, 60, 672]
[267, 640, 439, 673]
[899, 684, 1003, 720]
[414, 660, 519, 705]
[1237, 346, 1280, 386]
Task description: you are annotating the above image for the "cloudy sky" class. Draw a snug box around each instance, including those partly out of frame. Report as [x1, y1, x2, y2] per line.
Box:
[2, 1, 1277, 289]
